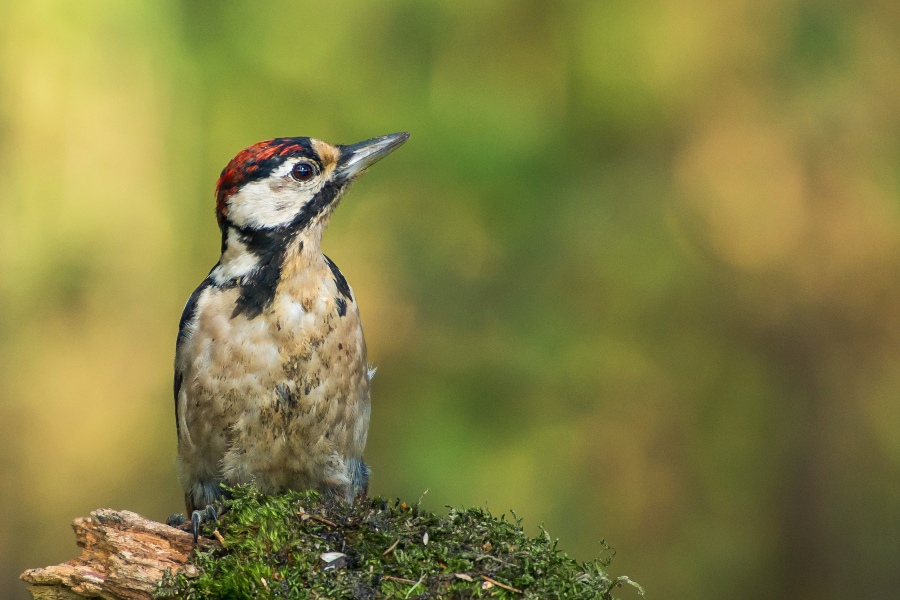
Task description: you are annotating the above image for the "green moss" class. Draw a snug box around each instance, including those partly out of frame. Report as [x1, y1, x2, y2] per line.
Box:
[156, 485, 642, 599]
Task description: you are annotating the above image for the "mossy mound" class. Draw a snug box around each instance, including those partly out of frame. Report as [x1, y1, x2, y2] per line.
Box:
[156, 485, 642, 599]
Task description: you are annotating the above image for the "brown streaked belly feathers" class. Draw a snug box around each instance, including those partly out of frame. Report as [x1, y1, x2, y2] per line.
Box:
[175, 255, 370, 507]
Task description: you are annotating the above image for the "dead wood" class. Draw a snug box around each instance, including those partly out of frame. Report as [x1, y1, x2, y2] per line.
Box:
[20, 509, 209, 600]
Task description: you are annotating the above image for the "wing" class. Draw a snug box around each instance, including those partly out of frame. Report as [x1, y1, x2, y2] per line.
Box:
[174, 277, 214, 437]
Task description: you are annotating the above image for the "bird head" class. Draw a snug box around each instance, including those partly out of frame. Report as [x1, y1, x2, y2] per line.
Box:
[214, 132, 409, 238]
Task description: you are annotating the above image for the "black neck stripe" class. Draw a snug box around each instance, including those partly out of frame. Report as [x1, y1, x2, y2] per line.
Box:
[222, 179, 344, 319]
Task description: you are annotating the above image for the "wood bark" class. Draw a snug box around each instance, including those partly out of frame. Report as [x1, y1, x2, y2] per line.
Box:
[20, 509, 211, 600]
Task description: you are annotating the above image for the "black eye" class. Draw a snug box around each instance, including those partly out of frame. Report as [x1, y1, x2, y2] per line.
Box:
[291, 161, 316, 181]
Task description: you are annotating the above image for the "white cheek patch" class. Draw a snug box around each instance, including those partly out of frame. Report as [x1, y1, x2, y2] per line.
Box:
[226, 161, 325, 229]
[211, 230, 260, 284]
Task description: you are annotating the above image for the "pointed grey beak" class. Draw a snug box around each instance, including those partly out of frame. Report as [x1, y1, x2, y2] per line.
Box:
[337, 132, 410, 181]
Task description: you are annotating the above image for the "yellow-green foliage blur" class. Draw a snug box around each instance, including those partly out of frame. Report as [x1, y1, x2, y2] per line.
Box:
[2, 1, 899, 599]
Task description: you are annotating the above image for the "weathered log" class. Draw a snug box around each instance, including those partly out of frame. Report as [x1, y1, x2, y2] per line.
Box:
[20, 509, 209, 600]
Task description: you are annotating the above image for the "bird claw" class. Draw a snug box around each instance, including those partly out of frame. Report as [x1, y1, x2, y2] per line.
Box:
[166, 513, 186, 527]
[190, 504, 220, 543]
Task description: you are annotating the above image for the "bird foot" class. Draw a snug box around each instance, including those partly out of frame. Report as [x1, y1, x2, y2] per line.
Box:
[190, 504, 220, 543]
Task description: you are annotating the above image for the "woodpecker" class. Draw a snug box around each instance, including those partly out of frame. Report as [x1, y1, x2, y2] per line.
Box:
[174, 132, 409, 538]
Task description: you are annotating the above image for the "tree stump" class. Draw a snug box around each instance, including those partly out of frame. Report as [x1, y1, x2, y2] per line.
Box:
[20, 509, 210, 600]
[21, 490, 639, 599]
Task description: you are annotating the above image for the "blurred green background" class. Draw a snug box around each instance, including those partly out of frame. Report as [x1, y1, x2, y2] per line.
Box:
[2, 1, 900, 598]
